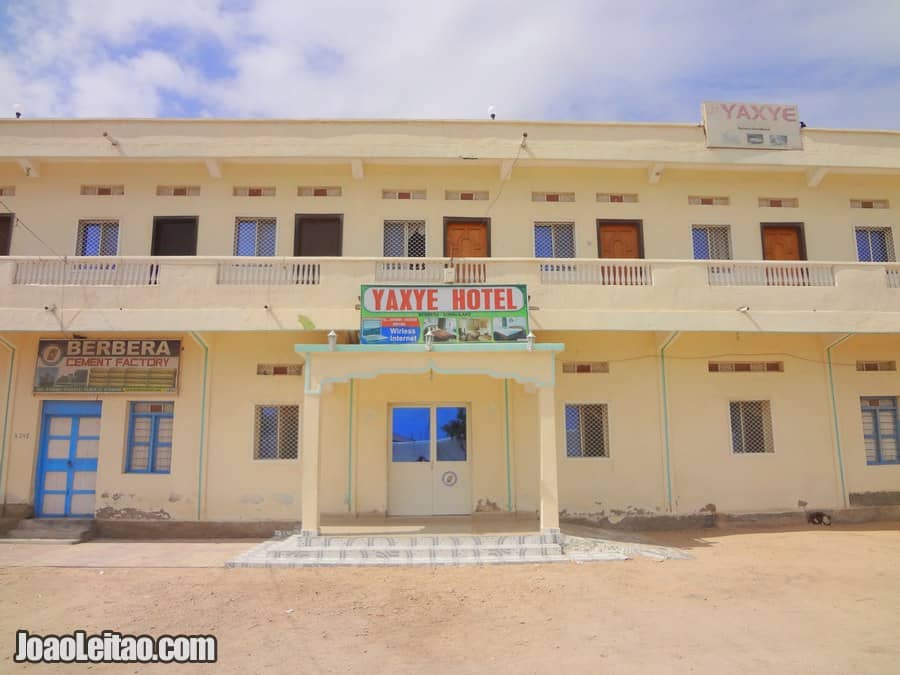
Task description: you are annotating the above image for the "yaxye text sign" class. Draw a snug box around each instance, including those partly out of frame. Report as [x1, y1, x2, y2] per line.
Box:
[702, 101, 802, 150]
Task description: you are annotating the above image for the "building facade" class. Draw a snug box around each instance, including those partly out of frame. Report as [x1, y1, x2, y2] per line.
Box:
[0, 117, 899, 534]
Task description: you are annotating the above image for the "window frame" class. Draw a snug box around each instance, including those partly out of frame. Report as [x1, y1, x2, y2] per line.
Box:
[234, 217, 277, 256]
[729, 400, 775, 455]
[860, 397, 899, 465]
[383, 219, 427, 257]
[253, 404, 300, 461]
[691, 224, 732, 260]
[854, 226, 895, 263]
[125, 402, 174, 474]
[563, 403, 610, 459]
[76, 219, 120, 256]
[533, 221, 576, 258]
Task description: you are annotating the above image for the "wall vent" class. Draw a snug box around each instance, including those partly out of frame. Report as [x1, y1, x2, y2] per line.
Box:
[758, 197, 798, 208]
[562, 361, 610, 374]
[445, 190, 489, 201]
[850, 199, 889, 209]
[257, 364, 304, 376]
[382, 189, 426, 200]
[688, 195, 730, 206]
[81, 185, 124, 196]
[597, 193, 638, 203]
[533, 192, 575, 203]
[709, 361, 784, 373]
[233, 186, 276, 197]
[298, 186, 342, 197]
[0, 186, 15, 196]
[856, 360, 896, 372]
[157, 185, 200, 196]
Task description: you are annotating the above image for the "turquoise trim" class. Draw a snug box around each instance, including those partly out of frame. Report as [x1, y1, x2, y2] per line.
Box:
[295, 343, 565, 354]
[346, 379, 354, 511]
[826, 334, 852, 508]
[189, 332, 210, 520]
[504, 379, 512, 512]
[659, 331, 680, 513]
[0, 336, 15, 508]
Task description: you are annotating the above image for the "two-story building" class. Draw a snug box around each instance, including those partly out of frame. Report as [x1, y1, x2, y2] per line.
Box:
[1, 113, 898, 535]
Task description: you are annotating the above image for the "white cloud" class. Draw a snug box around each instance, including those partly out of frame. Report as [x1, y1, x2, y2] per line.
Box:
[0, 0, 898, 127]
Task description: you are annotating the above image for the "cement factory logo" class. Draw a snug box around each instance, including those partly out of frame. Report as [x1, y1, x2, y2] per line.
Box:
[441, 471, 458, 487]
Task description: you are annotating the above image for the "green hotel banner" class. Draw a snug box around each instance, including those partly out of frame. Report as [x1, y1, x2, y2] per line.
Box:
[360, 285, 529, 345]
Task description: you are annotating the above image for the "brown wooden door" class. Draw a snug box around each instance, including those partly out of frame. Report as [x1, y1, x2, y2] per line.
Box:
[445, 221, 489, 257]
[0, 213, 12, 255]
[762, 226, 804, 260]
[294, 216, 343, 256]
[152, 217, 198, 256]
[598, 222, 642, 258]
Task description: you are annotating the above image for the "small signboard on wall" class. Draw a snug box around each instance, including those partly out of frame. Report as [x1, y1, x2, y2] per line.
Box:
[702, 101, 802, 150]
[34, 339, 180, 393]
[360, 285, 528, 345]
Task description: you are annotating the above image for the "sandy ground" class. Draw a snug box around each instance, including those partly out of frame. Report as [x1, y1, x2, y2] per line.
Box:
[2, 524, 899, 674]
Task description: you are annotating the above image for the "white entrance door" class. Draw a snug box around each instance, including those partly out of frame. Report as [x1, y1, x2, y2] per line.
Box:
[388, 405, 470, 516]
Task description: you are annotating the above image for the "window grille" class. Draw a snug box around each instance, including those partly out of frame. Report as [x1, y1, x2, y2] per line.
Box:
[861, 397, 899, 464]
[234, 217, 276, 256]
[709, 361, 783, 373]
[77, 220, 119, 256]
[382, 189, 426, 200]
[534, 222, 575, 258]
[565, 404, 609, 458]
[688, 196, 729, 206]
[855, 227, 895, 262]
[254, 405, 299, 459]
[729, 401, 774, 453]
[0, 186, 14, 196]
[692, 225, 732, 260]
[850, 199, 889, 209]
[257, 364, 304, 376]
[532, 192, 575, 203]
[445, 190, 489, 201]
[156, 185, 200, 196]
[126, 402, 174, 473]
[298, 186, 342, 197]
[383, 220, 426, 257]
[562, 362, 609, 374]
[233, 186, 276, 197]
[597, 193, 638, 203]
[856, 361, 897, 372]
[758, 197, 798, 208]
[81, 185, 124, 196]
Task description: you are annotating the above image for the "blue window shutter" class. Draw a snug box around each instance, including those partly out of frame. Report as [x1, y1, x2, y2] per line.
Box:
[236, 221, 256, 256]
[692, 227, 710, 259]
[259, 221, 276, 256]
[870, 230, 887, 262]
[534, 225, 553, 258]
[80, 223, 102, 255]
[855, 229, 872, 262]
[556, 225, 575, 258]
[564, 405, 581, 457]
[105, 225, 118, 256]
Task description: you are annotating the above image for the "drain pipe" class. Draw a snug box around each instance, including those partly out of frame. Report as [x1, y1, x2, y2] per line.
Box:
[345, 379, 354, 512]
[504, 379, 513, 512]
[0, 336, 16, 512]
[189, 332, 210, 521]
[826, 334, 853, 508]
[659, 331, 681, 513]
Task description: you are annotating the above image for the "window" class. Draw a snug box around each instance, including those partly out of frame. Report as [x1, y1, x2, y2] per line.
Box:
[855, 227, 895, 262]
[688, 196, 729, 206]
[77, 220, 119, 255]
[597, 193, 638, 203]
[856, 361, 896, 372]
[126, 402, 174, 473]
[729, 401, 774, 454]
[861, 398, 898, 465]
[0, 186, 15, 196]
[850, 199, 889, 209]
[81, 185, 124, 196]
[257, 364, 304, 376]
[709, 361, 783, 373]
[383, 220, 426, 257]
[758, 197, 798, 208]
[562, 362, 609, 374]
[382, 189, 426, 200]
[234, 217, 276, 256]
[445, 190, 488, 201]
[254, 405, 299, 459]
[298, 186, 342, 197]
[565, 404, 609, 458]
[233, 186, 276, 197]
[534, 222, 575, 258]
[0, 213, 12, 256]
[156, 185, 200, 196]
[532, 192, 575, 203]
[692, 225, 731, 259]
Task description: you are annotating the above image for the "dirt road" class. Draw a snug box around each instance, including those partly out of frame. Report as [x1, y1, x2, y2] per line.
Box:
[2, 524, 899, 673]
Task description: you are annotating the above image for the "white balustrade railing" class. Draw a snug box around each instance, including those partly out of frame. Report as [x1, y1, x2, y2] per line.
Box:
[217, 260, 321, 285]
[887, 266, 900, 289]
[539, 260, 651, 285]
[706, 261, 835, 287]
[375, 260, 447, 282]
[13, 258, 161, 286]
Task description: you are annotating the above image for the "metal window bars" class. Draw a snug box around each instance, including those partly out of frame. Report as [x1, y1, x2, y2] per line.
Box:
[564, 404, 610, 458]
[729, 401, 774, 453]
[254, 405, 299, 460]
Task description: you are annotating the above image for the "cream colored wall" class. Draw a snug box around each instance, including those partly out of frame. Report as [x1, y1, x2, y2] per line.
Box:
[0, 162, 897, 263]
[829, 335, 900, 498]
[352, 374, 509, 515]
[666, 333, 841, 513]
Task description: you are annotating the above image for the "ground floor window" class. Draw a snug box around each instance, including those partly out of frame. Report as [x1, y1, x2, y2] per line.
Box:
[254, 405, 299, 459]
[126, 402, 174, 473]
[729, 400, 774, 454]
[564, 404, 609, 458]
[861, 397, 898, 465]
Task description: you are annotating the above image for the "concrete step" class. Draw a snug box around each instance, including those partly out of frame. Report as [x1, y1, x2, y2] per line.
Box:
[228, 554, 570, 568]
[4, 518, 95, 542]
[288, 533, 560, 548]
[267, 544, 564, 561]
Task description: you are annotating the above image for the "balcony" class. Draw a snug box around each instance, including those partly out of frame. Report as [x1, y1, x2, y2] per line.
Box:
[1, 256, 898, 334]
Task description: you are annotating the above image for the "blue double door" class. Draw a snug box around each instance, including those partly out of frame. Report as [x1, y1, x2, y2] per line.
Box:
[35, 401, 101, 518]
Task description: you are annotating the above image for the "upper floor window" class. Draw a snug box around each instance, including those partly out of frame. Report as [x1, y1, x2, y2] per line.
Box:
[758, 197, 798, 208]
[0, 186, 15, 196]
[81, 185, 124, 196]
[382, 189, 426, 200]
[691, 225, 731, 260]
[532, 191, 575, 203]
[234, 217, 276, 256]
[445, 190, 489, 201]
[861, 397, 898, 465]
[597, 193, 638, 203]
[156, 185, 200, 196]
[233, 186, 276, 197]
[534, 222, 575, 258]
[855, 227, 895, 262]
[383, 220, 426, 257]
[77, 220, 119, 256]
[850, 199, 889, 210]
[688, 196, 729, 206]
[298, 186, 342, 197]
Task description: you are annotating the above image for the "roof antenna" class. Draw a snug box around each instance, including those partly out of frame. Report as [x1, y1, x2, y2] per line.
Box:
[488, 105, 496, 120]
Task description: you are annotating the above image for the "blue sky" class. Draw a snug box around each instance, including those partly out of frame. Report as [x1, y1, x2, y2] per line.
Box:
[1, 0, 898, 128]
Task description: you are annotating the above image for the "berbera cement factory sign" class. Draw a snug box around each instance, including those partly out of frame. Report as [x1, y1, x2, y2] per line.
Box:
[702, 101, 802, 150]
[360, 285, 529, 345]
[34, 339, 181, 393]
